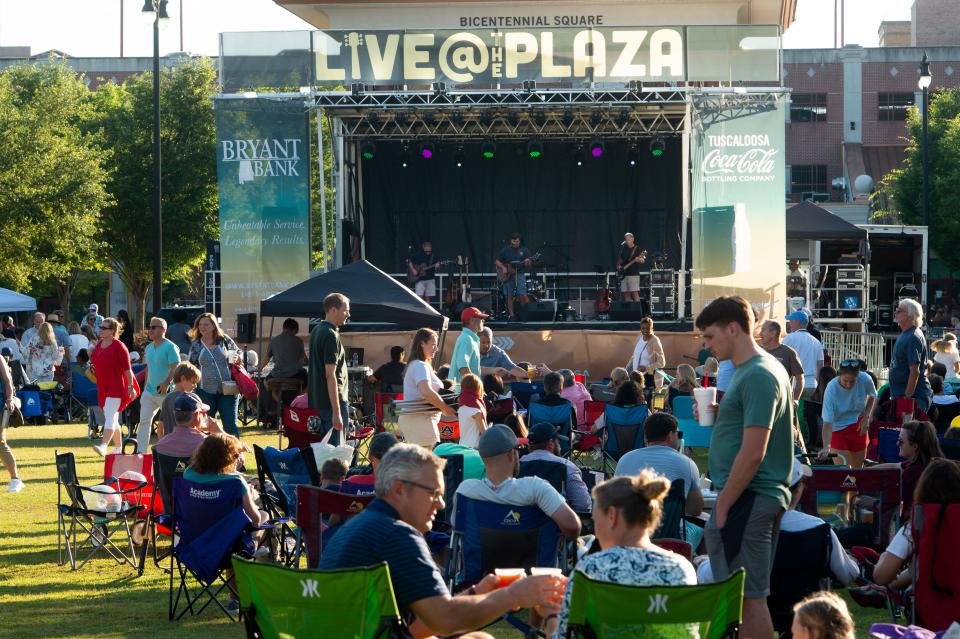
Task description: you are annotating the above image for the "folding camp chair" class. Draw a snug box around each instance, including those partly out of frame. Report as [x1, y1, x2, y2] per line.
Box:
[283, 406, 374, 461]
[510, 382, 545, 409]
[434, 451, 465, 527]
[296, 484, 375, 569]
[939, 435, 960, 461]
[374, 392, 402, 431]
[672, 396, 713, 449]
[652, 538, 692, 561]
[168, 475, 283, 621]
[768, 522, 832, 634]
[928, 402, 960, 435]
[601, 404, 648, 472]
[233, 558, 406, 639]
[70, 370, 104, 437]
[582, 400, 605, 430]
[564, 567, 745, 639]
[447, 494, 566, 591]
[528, 401, 576, 455]
[912, 503, 960, 631]
[519, 458, 567, 496]
[652, 479, 686, 541]
[488, 397, 515, 424]
[140, 450, 192, 575]
[877, 427, 904, 463]
[798, 467, 901, 549]
[55, 451, 146, 571]
[254, 444, 320, 565]
[103, 452, 154, 564]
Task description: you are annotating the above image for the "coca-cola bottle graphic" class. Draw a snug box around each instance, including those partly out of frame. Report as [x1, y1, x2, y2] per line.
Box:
[732, 202, 751, 273]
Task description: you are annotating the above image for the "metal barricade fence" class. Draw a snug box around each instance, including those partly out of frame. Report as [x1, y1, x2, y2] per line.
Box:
[819, 330, 888, 384]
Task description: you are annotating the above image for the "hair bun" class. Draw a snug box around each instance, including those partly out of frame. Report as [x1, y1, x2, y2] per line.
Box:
[635, 470, 670, 502]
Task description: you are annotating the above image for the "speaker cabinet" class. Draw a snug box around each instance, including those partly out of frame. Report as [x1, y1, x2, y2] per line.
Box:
[609, 301, 648, 321]
[520, 299, 558, 322]
[236, 312, 256, 343]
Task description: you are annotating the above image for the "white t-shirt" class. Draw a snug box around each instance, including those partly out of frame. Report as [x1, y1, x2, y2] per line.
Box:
[934, 351, 960, 372]
[68, 334, 90, 362]
[457, 406, 485, 448]
[402, 359, 442, 401]
[454, 476, 566, 524]
[0, 337, 22, 362]
[782, 329, 823, 390]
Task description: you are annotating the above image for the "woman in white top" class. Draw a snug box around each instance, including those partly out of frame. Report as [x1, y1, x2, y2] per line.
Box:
[67, 321, 90, 363]
[24, 322, 63, 382]
[456, 373, 487, 448]
[628, 316, 665, 376]
[931, 332, 960, 375]
[399, 328, 455, 448]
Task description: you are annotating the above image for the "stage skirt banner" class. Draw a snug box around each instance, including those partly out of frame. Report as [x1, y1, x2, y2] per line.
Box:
[215, 99, 311, 336]
[218, 25, 780, 89]
[690, 94, 787, 321]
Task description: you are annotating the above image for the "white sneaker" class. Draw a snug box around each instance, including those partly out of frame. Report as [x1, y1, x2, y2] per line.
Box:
[7, 478, 24, 493]
[92, 444, 107, 457]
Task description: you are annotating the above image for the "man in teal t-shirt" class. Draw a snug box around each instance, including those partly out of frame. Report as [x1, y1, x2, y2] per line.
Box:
[138, 317, 183, 452]
[449, 307, 488, 384]
[695, 296, 793, 639]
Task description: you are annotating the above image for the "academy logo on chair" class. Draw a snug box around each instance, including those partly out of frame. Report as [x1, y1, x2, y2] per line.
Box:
[501, 511, 521, 526]
[841, 474, 857, 489]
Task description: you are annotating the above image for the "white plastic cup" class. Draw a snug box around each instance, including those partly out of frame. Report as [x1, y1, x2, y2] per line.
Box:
[693, 387, 717, 426]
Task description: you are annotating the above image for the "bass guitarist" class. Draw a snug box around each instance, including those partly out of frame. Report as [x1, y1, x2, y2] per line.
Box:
[407, 241, 448, 303]
[494, 233, 533, 319]
[616, 232, 647, 303]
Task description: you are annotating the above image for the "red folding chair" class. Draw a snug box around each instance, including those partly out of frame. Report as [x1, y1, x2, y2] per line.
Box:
[799, 467, 902, 549]
[283, 405, 374, 461]
[488, 398, 515, 424]
[104, 452, 153, 526]
[374, 392, 402, 431]
[583, 400, 606, 431]
[913, 503, 960, 631]
[295, 484, 374, 568]
[652, 538, 692, 561]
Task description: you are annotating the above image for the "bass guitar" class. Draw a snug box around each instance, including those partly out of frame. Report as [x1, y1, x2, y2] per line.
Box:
[594, 271, 614, 315]
[495, 252, 542, 283]
[616, 248, 648, 287]
[407, 259, 452, 284]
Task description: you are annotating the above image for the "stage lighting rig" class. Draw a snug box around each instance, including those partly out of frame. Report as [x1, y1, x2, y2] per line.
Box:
[627, 145, 639, 167]
[574, 147, 585, 167]
[400, 145, 411, 168]
[454, 147, 465, 168]
[360, 141, 376, 160]
[589, 138, 605, 158]
[420, 141, 435, 159]
[649, 136, 666, 158]
[527, 139, 543, 159]
[481, 141, 496, 159]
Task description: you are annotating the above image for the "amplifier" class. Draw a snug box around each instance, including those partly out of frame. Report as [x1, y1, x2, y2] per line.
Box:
[878, 304, 893, 325]
[650, 269, 674, 285]
[610, 301, 648, 321]
[837, 268, 864, 282]
[837, 280, 863, 290]
[520, 299, 558, 322]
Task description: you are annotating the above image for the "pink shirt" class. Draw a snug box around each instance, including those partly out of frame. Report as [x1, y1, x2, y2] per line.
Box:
[561, 382, 592, 425]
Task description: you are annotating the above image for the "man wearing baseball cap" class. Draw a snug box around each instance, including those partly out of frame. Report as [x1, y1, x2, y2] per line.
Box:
[86, 304, 104, 331]
[46, 312, 71, 364]
[781, 310, 823, 404]
[154, 392, 211, 458]
[450, 307, 489, 384]
[455, 425, 580, 540]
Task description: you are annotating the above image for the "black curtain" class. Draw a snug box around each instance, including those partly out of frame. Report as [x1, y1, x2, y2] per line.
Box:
[360, 139, 683, 274]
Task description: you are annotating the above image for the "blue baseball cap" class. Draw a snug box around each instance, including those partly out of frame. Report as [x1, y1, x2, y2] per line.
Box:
[173, 392, 209, 415]
[785, 311, 809, 324]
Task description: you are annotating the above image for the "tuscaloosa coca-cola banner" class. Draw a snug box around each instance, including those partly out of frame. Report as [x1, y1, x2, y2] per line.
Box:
[690, 94, 787, 321]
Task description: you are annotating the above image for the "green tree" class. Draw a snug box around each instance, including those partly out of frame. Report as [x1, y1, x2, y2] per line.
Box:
[310, 110, 338, 270]
[0, 62, 111, 303]
[88, 58, 219, 329]
[876, 87, 960, 272]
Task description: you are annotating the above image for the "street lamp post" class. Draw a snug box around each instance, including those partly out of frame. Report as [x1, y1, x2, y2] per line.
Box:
[143, 0, 169, 317]
[918, 53, 932, 229]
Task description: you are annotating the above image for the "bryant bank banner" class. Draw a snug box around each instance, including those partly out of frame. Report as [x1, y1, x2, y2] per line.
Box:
[215, 100, 310, 334]
[691, 94, 787, 320]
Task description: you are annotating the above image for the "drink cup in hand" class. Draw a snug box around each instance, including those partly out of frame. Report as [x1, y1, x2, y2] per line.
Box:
[693, 387, 717, 426]
[494, 568, 525, 588]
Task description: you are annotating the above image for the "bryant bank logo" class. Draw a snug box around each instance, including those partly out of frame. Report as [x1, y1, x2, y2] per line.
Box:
[221, 138, 303, 184]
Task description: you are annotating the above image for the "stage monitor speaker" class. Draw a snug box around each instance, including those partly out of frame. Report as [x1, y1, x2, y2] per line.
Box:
[236, 313, 256, 343]
[609, 301, 648, 321]
[520, 299, 558, 322]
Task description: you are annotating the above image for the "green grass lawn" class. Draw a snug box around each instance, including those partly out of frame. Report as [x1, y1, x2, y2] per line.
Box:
[0, 422, 890, 638]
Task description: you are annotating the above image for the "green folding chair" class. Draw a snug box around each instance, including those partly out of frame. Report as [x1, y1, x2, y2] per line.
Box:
[232, 557, 407, 639]
[565, 567, 745, 639]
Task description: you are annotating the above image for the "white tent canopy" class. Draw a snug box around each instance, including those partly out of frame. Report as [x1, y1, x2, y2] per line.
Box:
[0, 288, 36, 313]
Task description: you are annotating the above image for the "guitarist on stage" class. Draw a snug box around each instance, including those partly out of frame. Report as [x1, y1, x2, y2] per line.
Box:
[407, 241, 441, 303]
[616, 232, 647, 303]
[495, 233, 533, 319]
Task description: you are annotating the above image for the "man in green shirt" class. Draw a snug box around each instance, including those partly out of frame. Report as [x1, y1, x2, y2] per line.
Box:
[450, 307, 488, 384]
[308, 293, 351, 444]
[695, 295, 793, 639]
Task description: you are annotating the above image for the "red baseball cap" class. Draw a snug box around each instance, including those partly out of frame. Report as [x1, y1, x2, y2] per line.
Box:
[460, 307, 490, 323]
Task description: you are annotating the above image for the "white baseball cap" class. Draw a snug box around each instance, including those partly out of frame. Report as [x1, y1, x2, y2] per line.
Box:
[88, 304, 98, 311]
[791, 458, 813, 487]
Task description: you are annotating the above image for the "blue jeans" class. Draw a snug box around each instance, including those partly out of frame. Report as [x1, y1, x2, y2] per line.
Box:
[314, 399, 350, 445]
[197, 388, 240, 436]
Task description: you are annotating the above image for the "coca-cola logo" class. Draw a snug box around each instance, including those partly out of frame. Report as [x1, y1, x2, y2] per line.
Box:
[701, 148, 778, 175]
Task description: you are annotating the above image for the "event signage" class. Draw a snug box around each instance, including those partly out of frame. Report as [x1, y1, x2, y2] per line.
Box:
[690, 95, 787, 319]
[215, 101, 311, 334]
[306, 25, 779, 85]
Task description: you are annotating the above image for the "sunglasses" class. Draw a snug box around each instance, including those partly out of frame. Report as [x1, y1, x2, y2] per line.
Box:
[839, 359, 862, 369]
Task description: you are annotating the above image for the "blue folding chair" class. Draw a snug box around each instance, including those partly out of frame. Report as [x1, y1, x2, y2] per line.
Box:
[601, 404, 648, 472]
[254, 445, 319, 566]
[877, 427, 904, 463]
[528, 401, 576, 455]
[509, 382, 545, 409]
[447, 495, 565, 590]
[940, 435, 960, 461]
[673, 396, 713, 449]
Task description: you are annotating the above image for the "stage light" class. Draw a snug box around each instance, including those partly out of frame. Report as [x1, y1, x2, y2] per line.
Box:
[649, 137, 666, 158]
[589, 138, 605, 158]
[400, 145, 411, 168]
[420, 141, 435, 160]
[360, 141, 376, 160]
[527, 139, 543, 159]
[454, 147, 464, 168]
[574, 148, 585, 167]
[627, 145, 639, 167]
[481, 141, 496, 159]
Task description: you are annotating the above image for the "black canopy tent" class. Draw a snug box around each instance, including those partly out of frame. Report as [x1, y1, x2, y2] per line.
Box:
[786, 201, 867, 241]
[258, 259, 449, 362]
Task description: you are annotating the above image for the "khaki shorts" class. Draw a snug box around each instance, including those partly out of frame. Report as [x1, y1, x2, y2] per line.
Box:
[415, 279, 436, 298]
[705, 490, 785, 598]
[620, 275, 641, 292]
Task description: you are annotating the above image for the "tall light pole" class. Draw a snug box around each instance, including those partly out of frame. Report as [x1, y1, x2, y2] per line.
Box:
[143, 0, 169, 316]
[918, 54, 932, 229]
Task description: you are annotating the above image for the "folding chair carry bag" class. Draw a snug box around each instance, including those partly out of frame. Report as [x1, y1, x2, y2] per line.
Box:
[913, 503, 960, 631]
[233, 557, 406, 639]
[565, 567, 745, 639]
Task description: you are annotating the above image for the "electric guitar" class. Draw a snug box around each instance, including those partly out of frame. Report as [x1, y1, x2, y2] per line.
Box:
[495, 251, 542, 283]
[406, 259, 452, 284]
[616, 248, 648, 286]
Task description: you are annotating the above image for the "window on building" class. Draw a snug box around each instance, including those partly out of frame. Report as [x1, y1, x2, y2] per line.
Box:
[790, 94, 827, 122]
[790, 165, 828, 195]
[878, 92, 914, 121]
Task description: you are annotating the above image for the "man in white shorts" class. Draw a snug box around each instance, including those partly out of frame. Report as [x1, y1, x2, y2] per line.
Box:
[616, 232, 646, 302]
[409, 241, 439, 303]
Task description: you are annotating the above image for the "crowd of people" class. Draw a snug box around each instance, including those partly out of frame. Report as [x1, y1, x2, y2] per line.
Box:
[3, 290, 959, 637]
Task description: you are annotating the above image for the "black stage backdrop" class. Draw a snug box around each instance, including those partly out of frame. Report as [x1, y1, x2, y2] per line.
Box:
[359, 139, 682, 275]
